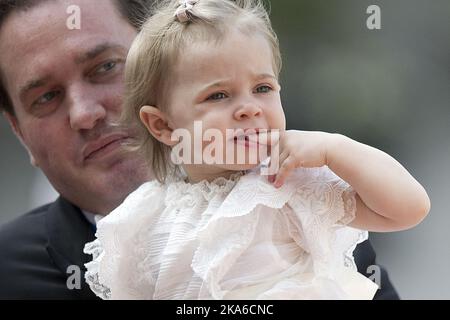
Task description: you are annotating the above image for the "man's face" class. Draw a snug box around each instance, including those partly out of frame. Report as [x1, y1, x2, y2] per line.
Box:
[0, 0, 151, 214]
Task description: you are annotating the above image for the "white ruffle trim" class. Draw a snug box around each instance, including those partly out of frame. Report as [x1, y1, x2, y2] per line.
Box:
[84, 166, 378, 300]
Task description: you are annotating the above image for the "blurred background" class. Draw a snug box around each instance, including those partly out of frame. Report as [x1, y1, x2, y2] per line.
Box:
[0, 0, 449, 299]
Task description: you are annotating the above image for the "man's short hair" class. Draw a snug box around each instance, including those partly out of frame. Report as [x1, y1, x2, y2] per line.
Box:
[0, 0, 155, 116]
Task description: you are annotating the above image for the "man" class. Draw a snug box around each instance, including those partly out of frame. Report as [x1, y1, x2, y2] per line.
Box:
[0, 0, 399, 299]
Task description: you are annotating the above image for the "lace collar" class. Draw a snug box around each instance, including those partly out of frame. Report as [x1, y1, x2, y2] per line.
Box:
[169, 171, 245, 202]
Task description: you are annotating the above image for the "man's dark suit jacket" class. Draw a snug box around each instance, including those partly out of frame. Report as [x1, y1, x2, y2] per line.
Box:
[0, 197, 400, 299]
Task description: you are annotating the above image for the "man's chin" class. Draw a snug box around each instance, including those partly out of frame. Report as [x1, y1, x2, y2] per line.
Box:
[64, 159, 150, 213]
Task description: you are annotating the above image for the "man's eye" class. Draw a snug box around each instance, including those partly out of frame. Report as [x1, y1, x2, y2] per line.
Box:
[255, 85, 272, 93]
[207, 92, 228, 101]
[96, 61, 117, 74]
[35, 91, 59, 105]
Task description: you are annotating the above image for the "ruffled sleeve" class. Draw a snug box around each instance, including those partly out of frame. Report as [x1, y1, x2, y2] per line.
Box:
[284, 166, 374, 291]
[84, 181, 165, 299]
[192, 166, 377, 300]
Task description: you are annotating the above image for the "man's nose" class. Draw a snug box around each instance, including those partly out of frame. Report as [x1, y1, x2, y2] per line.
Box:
[68, 87, 107, 130]
[233, 101, 262, 121]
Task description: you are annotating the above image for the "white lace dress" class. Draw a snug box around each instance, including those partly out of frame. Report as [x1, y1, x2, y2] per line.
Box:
[84, 166, 378, 300]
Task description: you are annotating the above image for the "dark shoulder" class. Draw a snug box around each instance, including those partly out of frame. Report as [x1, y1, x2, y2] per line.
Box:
[0, 200, 96, 299]
[0, 204, 56, 298]
[354, 239, 401, 300]
[0, 203, 51, 250]
[0, 203, 51, 231]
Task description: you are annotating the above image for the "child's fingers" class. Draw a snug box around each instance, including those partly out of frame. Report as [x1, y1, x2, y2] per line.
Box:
[266, 148, 288, 179]
[273, 155, 298, 188]
[278, 149, 290, 164]
[259, 130, 281, 155]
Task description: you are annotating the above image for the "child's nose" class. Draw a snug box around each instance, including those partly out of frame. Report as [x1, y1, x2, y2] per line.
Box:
[234, 103, 262, 120]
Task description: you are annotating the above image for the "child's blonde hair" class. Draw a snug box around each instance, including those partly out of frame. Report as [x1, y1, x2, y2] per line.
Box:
[121, 0, 282, 182]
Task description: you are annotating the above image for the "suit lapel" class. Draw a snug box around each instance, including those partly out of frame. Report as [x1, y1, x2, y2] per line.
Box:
[45, 197, 96, 296]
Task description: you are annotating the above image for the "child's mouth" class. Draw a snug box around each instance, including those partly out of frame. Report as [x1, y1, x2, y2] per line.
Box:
[233, 129, 265, 148]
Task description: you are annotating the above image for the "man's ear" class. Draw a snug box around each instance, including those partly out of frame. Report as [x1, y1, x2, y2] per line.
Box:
[3, 111, 39, 167]
[140, 106, 178, 147]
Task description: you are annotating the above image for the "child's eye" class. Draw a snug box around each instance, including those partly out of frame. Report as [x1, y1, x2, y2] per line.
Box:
[207, 92, 228, 101]
[255, 85, 272, 93]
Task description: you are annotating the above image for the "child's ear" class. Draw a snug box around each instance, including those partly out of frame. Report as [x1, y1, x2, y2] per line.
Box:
[3, 111, 39, 167]
[140, 106, 178, 147]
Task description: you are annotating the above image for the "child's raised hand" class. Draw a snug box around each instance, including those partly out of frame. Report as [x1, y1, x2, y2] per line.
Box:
[265, 130, 429, 231]
[269, 130, 335, 188]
